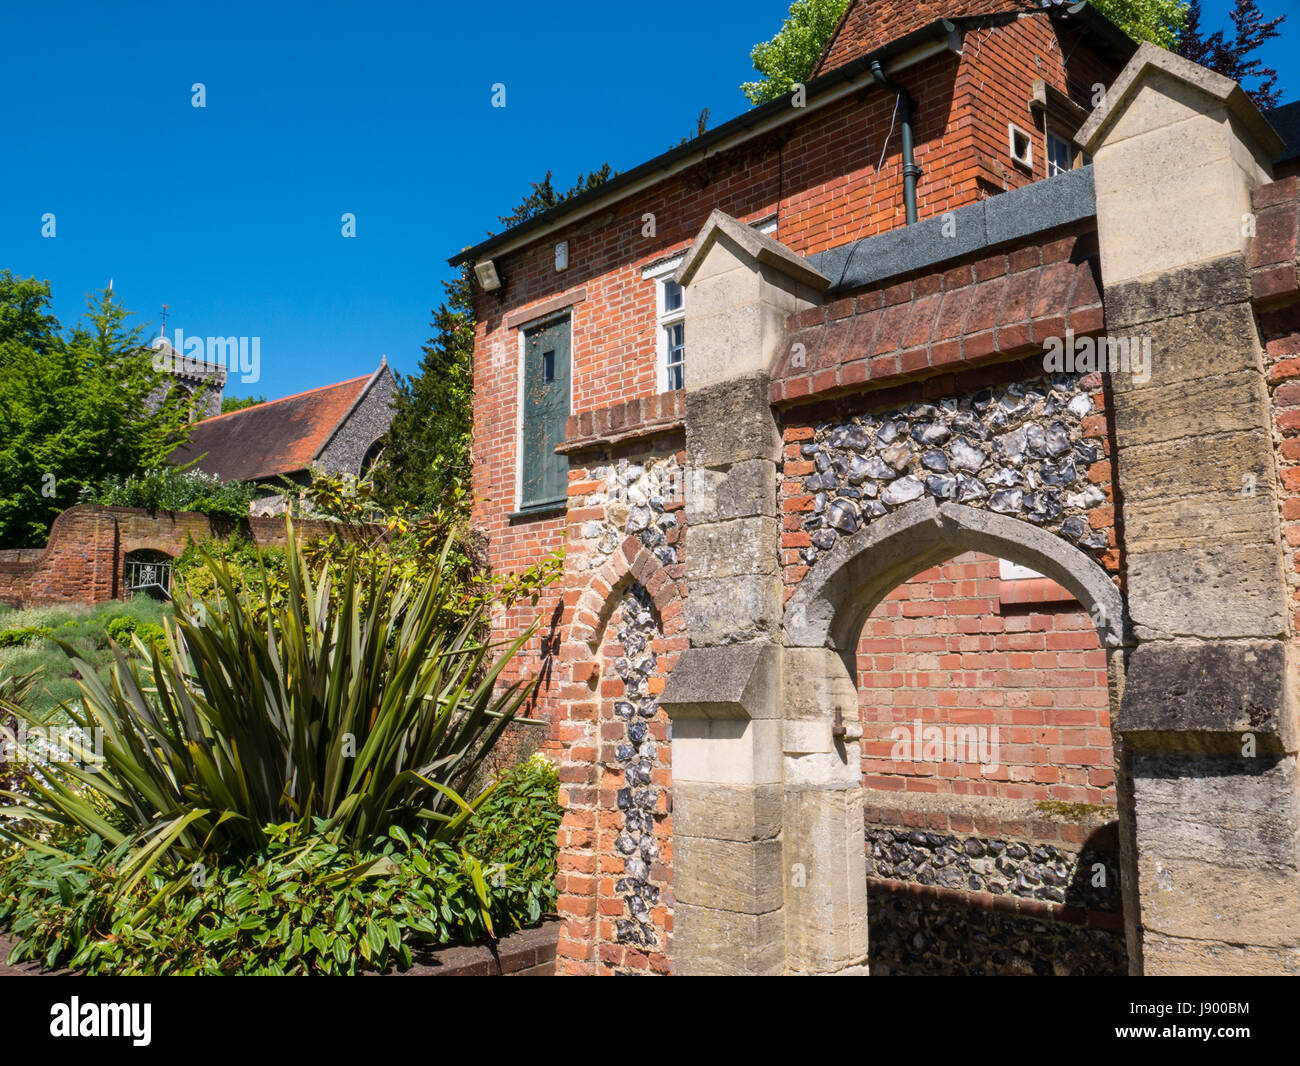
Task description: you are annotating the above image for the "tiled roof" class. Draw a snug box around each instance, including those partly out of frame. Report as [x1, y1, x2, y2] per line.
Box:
[814, 0, 1040, 77]
[171, 372, 376, 483]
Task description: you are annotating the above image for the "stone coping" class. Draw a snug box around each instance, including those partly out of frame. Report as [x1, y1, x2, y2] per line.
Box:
[807, 165, 1096, 295]
[862, 787, 1120, 850]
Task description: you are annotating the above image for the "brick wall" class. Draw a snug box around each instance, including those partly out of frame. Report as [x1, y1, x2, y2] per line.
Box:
[469, 15, 1122, 699]
[548, 445, 688, 975]
[0, 505, 374, 607]
[1254, 178, 1300, 635]
[858, 551, 1114, 805]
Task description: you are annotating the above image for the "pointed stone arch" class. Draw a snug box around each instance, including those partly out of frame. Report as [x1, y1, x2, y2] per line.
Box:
[784, 498, 1127, 654]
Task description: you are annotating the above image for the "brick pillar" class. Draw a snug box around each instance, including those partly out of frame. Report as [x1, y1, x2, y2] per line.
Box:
[659, 211, 862, 973]
[1081, 44, 1300, 973]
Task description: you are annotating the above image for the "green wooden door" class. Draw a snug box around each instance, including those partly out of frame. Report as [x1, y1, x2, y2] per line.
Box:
[520, 317, 570, 509]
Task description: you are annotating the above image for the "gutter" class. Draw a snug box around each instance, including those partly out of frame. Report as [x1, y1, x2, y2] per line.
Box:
[447, 19, 964, 269]
[448, 4, 1136, 272]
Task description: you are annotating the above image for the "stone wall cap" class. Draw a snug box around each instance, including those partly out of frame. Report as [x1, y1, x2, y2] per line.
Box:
[674, 209, 831, 292]
[659, 644, 782, 719]
[1077, 41, 1285, 160]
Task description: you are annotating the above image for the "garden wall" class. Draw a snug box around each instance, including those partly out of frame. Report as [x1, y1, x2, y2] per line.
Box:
[0, 504, 368, 607]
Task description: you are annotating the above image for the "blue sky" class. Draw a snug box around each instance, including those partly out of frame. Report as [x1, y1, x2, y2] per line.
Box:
[1, 0, 1292, 403]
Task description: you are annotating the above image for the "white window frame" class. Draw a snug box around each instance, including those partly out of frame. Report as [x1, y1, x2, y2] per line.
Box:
[1045, 128, 1073, 177]
[644, 256, 686, 393]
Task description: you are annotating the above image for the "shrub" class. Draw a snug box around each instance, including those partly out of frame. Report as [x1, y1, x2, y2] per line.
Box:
[0, 598, 173, 719]
[0, 756, 561, 975]
[104, 616, 136, 642]
[0, 626, 51, 649]
[80, 467, 256, 520]
[173, 537, 289, 618]
[0, 520, 542, 888]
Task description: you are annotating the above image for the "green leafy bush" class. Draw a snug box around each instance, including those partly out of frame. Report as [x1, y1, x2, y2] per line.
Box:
[103, 616, 165, 649]
[173, 536, 289, 619]
[80, 467, 256, 520]
[0, 520, 541, 888]
[0, 626, 51, 649]
[0, 756, 561, 975]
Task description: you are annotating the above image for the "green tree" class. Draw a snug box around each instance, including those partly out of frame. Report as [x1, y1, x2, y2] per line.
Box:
[1091, 0, 1189, 50]
[220, 394, 266, 413]
[0, 277, 191, 547]
[495, 163, 616, 229]
[741, 0, 851, 105]
[374, 168, 616, 515]
[1176, 0, 1285, 109]
[1092, 0, 1286, 109]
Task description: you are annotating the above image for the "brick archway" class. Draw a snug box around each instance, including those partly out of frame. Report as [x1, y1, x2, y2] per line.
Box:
[551, 535, 686, 974]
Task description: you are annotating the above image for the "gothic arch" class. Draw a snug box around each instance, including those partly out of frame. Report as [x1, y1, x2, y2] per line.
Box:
[565, 534, 687, 651]
[784, 498, 1127, 653]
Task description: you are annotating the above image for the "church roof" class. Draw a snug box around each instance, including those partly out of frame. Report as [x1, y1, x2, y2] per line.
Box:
[170, 362, 386, 483]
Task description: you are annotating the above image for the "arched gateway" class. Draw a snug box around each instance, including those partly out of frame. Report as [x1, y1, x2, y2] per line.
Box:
[652, 45, 1300, 975]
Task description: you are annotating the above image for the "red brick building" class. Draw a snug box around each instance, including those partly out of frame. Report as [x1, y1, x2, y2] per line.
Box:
[452, 0, 1300, 976]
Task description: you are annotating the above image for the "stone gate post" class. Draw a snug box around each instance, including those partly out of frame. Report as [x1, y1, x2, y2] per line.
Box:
[1080, 44, 1300, 974]
[659, 211, 870, 973]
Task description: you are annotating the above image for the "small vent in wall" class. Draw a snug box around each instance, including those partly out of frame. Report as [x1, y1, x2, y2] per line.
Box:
[1009, 123, 1033, 169]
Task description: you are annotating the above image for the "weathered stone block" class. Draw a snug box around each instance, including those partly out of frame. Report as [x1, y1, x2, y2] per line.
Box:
[1104, 256, 1251, 329]
[673, 902, 784, 975]
[1126, 544, 1288, 640]
[1120, 640, 1298, 745]
[683, 459, 776, 523]
[672, 781, 782, 841]
[674, 835, 783, 913]
[1130, 752, 1300, 868]
[684, 574, 782, 645]
[1110, 370, 1266, 447]
[684, 376, 781, 467]
[782, 788, 869, 973]
[685, 516, 778, 580]
[660, 644, 782, 720]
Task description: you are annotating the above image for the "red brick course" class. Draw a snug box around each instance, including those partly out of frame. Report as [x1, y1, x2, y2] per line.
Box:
[774, 229, 1103, 404]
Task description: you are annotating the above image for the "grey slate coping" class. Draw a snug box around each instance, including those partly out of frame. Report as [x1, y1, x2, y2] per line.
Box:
[808, 166, 1097, 295]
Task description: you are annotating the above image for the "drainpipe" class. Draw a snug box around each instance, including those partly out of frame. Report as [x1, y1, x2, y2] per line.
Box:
[870, 60, 919, 225]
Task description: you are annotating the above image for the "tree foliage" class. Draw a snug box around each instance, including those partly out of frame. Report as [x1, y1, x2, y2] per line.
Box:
[373, 167, 615, 516]
[0, 275, 192, 547]
[220, 394, 266, 413]
[1091, 0, 1285, 109]
[495, 163, 616, 229]
[741, 0, 851, 105]
[1176, 0, 1285, 109]
[1092, 0, 1189, 50]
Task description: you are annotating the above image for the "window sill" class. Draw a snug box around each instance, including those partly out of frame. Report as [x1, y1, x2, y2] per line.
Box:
[508, 499, 566, 521]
